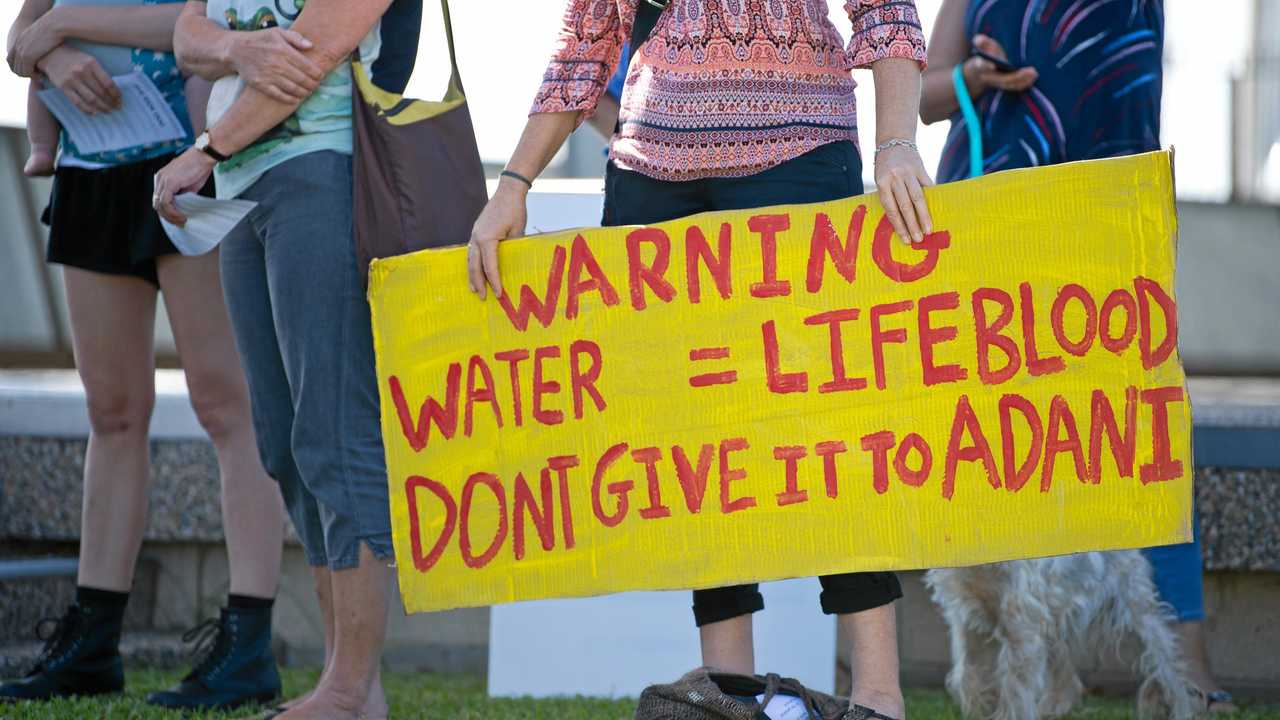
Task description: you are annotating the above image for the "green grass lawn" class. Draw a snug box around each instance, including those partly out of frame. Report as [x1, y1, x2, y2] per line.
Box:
[2, 669, 1278, 719]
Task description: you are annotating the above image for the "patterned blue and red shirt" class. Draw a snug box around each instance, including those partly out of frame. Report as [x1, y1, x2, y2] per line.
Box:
[938, 0, 1164, 181]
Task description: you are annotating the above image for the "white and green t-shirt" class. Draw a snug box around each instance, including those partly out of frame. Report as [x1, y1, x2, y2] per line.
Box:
[205, 0, 381, 199]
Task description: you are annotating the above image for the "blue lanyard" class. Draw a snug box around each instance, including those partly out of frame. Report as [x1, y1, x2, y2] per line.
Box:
[952, 64, 984, 179]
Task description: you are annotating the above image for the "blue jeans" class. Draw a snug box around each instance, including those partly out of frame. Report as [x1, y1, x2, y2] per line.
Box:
[603, 141, 903, 624]
[1142, 508, 1205, 622]
[219, 151, 393, 571]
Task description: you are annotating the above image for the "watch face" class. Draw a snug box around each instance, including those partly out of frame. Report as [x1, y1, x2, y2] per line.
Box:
[195, 133, 209, 150]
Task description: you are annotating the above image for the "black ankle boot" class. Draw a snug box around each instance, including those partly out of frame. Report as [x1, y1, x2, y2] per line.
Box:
[145, 605, 282, 710]
[0, 603, 125, 702]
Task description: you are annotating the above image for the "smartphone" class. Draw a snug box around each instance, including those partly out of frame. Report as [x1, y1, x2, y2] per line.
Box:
[971, 49, 1019, 73]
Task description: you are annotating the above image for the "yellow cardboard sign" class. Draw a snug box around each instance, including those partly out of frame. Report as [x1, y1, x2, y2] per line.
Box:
[370, 151, 1190, 614]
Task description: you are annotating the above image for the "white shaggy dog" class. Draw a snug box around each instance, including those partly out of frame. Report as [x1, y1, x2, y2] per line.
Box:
[925, 551, 1200, 720]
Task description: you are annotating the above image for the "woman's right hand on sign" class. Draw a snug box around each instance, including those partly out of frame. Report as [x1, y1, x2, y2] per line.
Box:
[229, 27, 324, 104]
[467, 177, 529, 300]
[963, 34, 1038, 94]
[38, 46, 120, 114]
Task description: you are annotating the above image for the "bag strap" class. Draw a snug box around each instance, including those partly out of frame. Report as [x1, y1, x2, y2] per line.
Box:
[630, 0, 669, 56]
[438, 0, 464, 95]
[355, 0, 465, 99]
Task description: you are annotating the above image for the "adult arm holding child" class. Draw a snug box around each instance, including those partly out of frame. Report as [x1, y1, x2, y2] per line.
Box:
[8, 0, 184, 76]
[7, 0, 126, 115]
[152, 0, 393, 224]
[173, 0, 324, 103]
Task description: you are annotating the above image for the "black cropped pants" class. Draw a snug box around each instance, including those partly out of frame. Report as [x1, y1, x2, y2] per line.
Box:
[601, 140, 905, 628]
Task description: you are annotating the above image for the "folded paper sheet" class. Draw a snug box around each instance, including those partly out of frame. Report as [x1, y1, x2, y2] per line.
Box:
[159, 194, 257, 256]
[37, 71, 186, 155]
[369, 151, 1191, 614]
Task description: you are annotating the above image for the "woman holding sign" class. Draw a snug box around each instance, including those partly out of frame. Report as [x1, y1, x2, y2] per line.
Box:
[920, 0, 1234, 713]
[469, 2, 934, 718]
[2, 0, 287, 710]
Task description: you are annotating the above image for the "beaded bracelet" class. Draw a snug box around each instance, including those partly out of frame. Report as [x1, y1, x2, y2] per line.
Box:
[874, 138, 919, 157]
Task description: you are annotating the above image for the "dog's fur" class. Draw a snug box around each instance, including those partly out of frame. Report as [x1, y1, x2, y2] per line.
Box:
[925, 551, 1199, 720]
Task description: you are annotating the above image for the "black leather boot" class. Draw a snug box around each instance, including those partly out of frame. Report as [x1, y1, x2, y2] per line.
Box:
[0, 603, 125, 702]
[145, 605, 282, 710]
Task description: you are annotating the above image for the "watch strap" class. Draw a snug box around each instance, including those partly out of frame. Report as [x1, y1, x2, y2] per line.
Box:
[198, 133, 231, 162]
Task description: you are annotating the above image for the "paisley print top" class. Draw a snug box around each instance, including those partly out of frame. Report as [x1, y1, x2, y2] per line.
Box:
[532, 0, 929, 181]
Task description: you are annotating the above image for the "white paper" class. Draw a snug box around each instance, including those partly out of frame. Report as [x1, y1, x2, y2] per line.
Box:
[160, 194, 257, 256]
[37, 71, 186, 155]
[755, 693, 811, 720]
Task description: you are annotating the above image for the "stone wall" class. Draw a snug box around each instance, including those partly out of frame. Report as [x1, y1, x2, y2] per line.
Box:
[3, 368, 1279, 697]
[3, 434, 1278, 697]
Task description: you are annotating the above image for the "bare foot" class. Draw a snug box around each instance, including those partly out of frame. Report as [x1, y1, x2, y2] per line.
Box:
[850, 687, 907, 720]
[276, 693, 361, 719]
[23, 148, 54, 177]
[274, 683, 386, 720]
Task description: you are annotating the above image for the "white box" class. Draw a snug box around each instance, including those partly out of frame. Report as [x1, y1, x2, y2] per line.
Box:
[488, 578, 835, 699]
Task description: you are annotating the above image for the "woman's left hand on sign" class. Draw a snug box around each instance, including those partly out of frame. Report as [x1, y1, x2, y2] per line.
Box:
[467, 176, 529, 300]
[875, 142, 934, 245]
[152, 147, 217, 226]
[8, 8, 68, 78]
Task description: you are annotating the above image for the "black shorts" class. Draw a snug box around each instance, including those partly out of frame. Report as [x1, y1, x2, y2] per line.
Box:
[42, 153, 212, 287]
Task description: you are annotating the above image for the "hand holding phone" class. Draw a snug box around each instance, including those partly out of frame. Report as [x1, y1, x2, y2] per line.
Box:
[964, 35, 1038, 93]
[971, 49, 1018, 74]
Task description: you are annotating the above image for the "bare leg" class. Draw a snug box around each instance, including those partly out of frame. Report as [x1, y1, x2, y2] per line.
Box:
[279, 544, 390, 720]
[25, 82, 57, 177]
[840, 604, 907, 719]
[158, 252, 284, 599]
[699, 616, 755, 674]
[279, 566, 336, 710]
[1176, 621, 1236, 713]
[314, 566, 337, 675]
[65, 268, 158, 592]
[301, 567, 386, 717]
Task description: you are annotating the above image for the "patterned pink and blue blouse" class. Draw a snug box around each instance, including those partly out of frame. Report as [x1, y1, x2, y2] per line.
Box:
[937, 0, 1164, 181]
[531, 0, 929, 182]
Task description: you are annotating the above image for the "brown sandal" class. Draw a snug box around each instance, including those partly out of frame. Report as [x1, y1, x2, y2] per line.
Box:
[841, 705, 899, 720]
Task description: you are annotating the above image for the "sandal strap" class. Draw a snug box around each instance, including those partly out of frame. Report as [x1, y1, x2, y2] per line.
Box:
[841, 705, 900, 720]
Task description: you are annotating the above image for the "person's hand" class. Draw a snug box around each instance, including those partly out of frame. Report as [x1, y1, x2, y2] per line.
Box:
[36, 46, 121, 114]
[7, 8, 67, 77]
[874, 142, 934, 245]
[228, 28, 325, 104]
[467, 178, 529, 299]
[963, 34, 1038, 94]
[152, 147, 217, 226]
